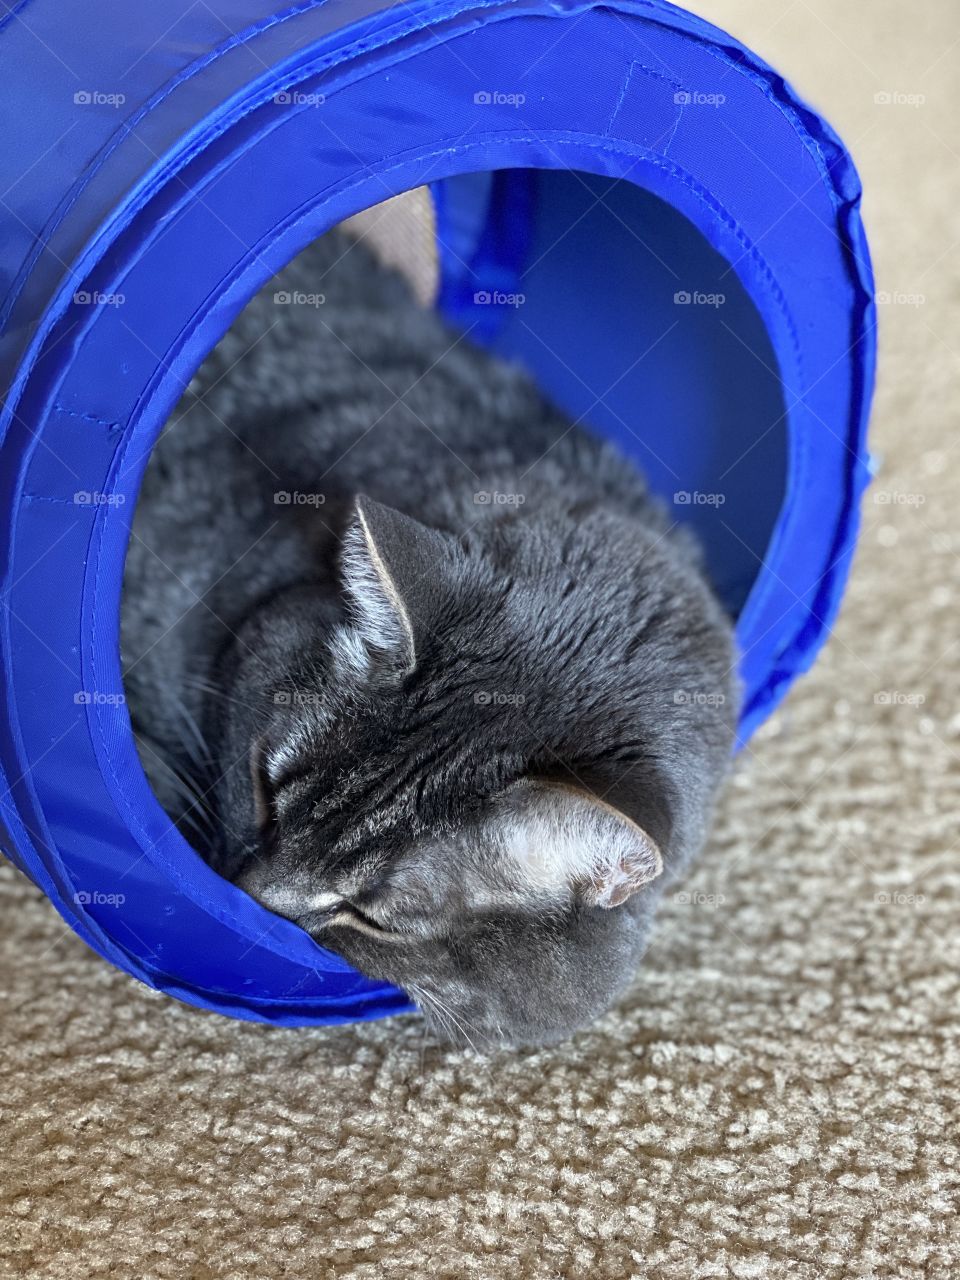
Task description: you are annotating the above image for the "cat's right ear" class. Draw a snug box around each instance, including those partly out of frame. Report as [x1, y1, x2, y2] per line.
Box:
[494, 780, 664, 908]
[339, 495, 450, 674]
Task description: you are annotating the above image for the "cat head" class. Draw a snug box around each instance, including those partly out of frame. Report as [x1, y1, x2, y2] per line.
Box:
[237, 777, 664, 1045]
[226, 495, 737, 1046]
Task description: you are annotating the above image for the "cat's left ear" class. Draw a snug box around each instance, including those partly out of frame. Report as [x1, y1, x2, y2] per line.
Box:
[339, 494, 451, 672]
[497, 781, 664, 908]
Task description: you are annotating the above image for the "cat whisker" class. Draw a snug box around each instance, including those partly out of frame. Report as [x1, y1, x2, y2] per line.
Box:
[134, 735, 219, 847]
[406, 984, 453, 1045]
[411, 983, 486, 1055]
[167, 689, 214, 770]
[181, 673, 262, 719]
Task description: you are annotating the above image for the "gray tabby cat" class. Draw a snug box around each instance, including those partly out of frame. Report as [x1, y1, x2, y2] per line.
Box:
[122, 229, 738, 1047]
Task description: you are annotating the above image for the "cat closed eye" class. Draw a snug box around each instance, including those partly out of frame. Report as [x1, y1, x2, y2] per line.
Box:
[323, 903, 407, 942]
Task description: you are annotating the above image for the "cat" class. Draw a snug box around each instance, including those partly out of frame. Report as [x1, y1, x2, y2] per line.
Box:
[121, 229, 739, 1047]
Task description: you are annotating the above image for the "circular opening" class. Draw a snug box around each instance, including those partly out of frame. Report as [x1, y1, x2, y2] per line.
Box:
[117, 169, 786, 970]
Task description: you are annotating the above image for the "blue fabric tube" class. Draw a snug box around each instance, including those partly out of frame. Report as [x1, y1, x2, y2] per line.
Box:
[0, 0, 875, 1024]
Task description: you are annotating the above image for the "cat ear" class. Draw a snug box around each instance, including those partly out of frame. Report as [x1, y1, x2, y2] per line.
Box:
[339, 495, 449, 672]
[496, 781, 664, 908]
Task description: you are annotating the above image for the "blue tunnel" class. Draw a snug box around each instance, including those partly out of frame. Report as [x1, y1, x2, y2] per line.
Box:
[0, 0, 875, 1025]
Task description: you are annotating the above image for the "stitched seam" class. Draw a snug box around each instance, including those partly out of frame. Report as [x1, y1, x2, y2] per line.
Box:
[605, 59, 684, 144]
[23, 492, 88, 506]
[53, 401, 123, 433]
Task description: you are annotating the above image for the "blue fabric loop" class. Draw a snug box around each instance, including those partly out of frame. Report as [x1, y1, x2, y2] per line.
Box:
[0, 0, 875, 1024]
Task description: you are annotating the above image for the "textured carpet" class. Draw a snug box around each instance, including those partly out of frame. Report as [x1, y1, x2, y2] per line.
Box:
[2, 2, 958, 1276]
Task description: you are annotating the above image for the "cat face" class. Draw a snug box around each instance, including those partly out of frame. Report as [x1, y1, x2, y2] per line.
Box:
[228, 495, 736, 1046]
[237, 778, 664, 1046]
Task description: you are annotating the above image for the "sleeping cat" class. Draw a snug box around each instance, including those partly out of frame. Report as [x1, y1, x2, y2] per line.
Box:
[122, 229, 738, 1047]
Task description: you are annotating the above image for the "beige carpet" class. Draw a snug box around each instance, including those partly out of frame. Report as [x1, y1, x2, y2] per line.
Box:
[2, 1, 958, 1276]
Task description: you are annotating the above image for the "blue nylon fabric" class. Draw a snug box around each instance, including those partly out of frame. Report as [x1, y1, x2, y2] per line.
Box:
[0, 0, 875, 1025]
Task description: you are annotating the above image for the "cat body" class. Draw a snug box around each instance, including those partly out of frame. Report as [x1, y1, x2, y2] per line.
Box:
[122, 231, 738, 1046]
